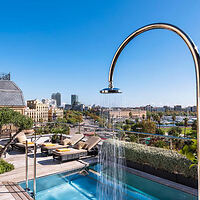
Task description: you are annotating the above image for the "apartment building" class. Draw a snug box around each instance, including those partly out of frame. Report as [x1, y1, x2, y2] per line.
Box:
[107, 108, 146, 119]
[48, 107, 64, 121]
[26, 99, 48, 122]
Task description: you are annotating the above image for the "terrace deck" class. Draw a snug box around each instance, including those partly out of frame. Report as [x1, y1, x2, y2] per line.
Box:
[2, 182, 33, 200]
[0, 148, 97, 200]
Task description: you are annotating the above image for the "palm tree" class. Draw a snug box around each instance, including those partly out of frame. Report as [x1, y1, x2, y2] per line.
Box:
[146, 112, 151, 121]
[172, 114, 176, 126]
[156, 115, 161, 129]
[158, 112, 163, 120]
[129, 112, 133, 119]
[152, 114, 161, 129]
[135, 118, 139, 123]
[152, 113, 158, 122]
[183, 117, 188, 138]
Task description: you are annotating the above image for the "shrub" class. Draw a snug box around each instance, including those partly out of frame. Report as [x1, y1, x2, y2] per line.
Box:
[168, 127, 182, 137]
[127, 134, 138, 143]
[105, 139, 197, 179]
[180, 139, 197, 162]
[175, 122, 184, 126]
[155, 128, 165, 135]
[153, 140, 166, 148]
[0, 159, 14, 174]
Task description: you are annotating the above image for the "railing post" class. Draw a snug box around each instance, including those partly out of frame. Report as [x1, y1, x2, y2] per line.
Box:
[33, 142, 37, 199]
[25, 140, 29, 191]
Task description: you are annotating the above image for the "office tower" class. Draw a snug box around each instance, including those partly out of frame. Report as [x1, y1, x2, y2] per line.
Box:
[71, 94, 78, 106]
[51, 92, 61, 107]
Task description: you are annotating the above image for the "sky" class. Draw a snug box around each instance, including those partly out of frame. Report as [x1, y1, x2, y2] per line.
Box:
[0, 0, 200, 107]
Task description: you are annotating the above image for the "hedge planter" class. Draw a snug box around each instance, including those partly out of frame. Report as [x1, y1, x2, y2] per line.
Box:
[176, 174, 198, 189]
[104, 139, 198, 188]
[126, 160, 142, 171]
[126, 160, 197, 188]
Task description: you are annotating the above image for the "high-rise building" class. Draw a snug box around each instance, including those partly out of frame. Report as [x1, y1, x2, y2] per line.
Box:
[71, 94, 78, 106]
[42, 99, 57, 108]
[51, 92, 61, 107]
[174, 105, 182, 111]
[145, 105, 153, 112]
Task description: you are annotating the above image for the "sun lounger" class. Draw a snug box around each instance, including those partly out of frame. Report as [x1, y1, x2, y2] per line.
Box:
[52, 136, 101, 163]
[41, 134, 84, 156]
[12, 132, 35, 152]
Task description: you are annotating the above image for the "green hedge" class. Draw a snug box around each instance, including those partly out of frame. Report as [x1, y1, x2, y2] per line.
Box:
[105, 139, 197, 179]
[0, 159, 14, 174]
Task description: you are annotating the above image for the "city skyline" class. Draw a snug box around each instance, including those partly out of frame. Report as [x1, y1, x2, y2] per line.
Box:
[0, 1, 199, 106]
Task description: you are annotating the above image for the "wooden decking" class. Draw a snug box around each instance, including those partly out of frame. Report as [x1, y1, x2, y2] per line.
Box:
[3, 182, 33, 200]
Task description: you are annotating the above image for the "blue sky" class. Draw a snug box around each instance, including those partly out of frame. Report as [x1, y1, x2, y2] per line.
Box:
[0, 0, 199, 107]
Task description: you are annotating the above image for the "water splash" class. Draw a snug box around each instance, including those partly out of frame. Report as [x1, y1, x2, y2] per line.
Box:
[97, 139, 127, 200]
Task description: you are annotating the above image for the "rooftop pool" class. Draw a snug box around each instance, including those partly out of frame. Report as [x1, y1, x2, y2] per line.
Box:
[19, 164, 197, 200]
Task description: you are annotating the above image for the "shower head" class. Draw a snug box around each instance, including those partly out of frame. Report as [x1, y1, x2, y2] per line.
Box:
[100, 87, 122, 94]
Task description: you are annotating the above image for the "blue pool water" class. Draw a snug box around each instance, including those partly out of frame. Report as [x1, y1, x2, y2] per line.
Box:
[19, 164, 197, 200]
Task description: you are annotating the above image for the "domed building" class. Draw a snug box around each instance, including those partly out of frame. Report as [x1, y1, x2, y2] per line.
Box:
[0, 73, 25, 114]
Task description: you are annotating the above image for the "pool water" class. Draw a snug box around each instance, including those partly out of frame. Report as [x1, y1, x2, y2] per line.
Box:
[19, 164, 197, 200]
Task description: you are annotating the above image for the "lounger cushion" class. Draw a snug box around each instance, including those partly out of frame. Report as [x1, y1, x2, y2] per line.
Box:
[23, 141, 34, 145]
[43, 144, 64, 150]
[60, 138, 71, 146]
[74, 141, 88, 150]
[42, 143, 56, 147]
[53, 148, 87, 156]
[15, 142, 34, 148]
[56, 148, 70, 152]
[17, 132, 26, 143]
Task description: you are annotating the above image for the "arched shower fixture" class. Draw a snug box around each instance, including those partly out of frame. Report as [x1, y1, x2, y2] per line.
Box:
[100, 23, 200, 196]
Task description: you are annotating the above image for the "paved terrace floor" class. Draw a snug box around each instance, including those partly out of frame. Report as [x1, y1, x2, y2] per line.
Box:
[0, 149, 97, 200]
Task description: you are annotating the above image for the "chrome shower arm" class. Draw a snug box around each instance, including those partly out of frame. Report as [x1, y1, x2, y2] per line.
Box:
[107, 23, 200, 197]
[108, 23, 200, 86]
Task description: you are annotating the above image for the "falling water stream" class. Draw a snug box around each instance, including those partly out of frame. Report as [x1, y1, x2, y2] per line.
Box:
[97, 94, 127, 200]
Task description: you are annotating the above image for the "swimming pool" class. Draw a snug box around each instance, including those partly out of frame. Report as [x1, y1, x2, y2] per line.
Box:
[19, 164, 197, 200]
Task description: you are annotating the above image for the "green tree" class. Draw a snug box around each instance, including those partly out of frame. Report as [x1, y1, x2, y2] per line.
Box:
[172, 114, 176, 126]
[65, 110, 83, 124]
[152, 113, 157, 122]
[132, 120, 156, 134]
[129, 112, 132, 119]
[168, 127, 182, 137]
[125, 119, 131, 124]
[135, 118, 139, 123]
[128, 134, 137, 142]
[146, 111, 151, 121]
[192, 120, 197, 131]
[156, 115, 161, 129]
[158, 112, 163, 120]
[155, 128, 165, 135]
[123, 124, 131, 131]
[0, 108, 33, 158]
[180, 139, 197, 162]
[152, 114, 161, 129]
[183, 117, 188, 138]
